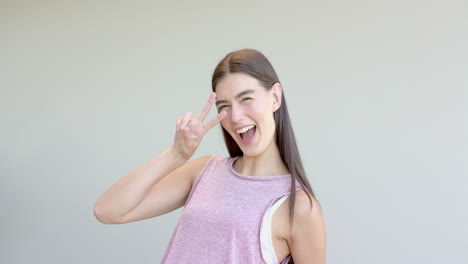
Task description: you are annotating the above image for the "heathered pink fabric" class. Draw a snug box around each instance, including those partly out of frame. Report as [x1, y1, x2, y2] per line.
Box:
[160, 155, 303, 264]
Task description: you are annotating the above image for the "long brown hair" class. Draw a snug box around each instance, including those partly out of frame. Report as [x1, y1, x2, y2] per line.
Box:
[211, 49, 317, 262]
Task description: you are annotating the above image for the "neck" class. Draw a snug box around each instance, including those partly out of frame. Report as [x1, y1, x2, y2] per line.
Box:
[235, 142, 289, 176]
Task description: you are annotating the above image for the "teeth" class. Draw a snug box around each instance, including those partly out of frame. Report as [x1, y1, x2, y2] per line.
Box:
[236, 125, 255, 134]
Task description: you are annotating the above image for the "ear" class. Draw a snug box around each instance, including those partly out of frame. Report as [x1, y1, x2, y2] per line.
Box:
[271, 82, 282, 112]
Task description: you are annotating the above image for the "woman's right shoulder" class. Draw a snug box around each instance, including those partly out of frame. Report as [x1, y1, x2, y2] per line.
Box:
[189, 155, 230, 166]
[187, 155, 228, 186]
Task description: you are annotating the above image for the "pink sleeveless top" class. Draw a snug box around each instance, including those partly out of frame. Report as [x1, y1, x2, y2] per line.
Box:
[160, 156, 303, 264]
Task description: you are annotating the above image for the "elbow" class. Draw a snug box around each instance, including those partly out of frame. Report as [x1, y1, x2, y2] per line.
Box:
[93, 202, 120, 225]
[93, 203, 107, 224]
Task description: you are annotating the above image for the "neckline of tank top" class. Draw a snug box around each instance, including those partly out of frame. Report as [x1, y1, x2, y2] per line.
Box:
[228, 156, 292, 181]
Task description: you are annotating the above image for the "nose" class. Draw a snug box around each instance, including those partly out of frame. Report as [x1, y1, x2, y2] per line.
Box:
[230, 103, 244, 123]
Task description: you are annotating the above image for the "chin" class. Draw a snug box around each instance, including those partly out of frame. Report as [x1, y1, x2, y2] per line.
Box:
[239, 145, 266, 158]
[240, 150, 256, 157]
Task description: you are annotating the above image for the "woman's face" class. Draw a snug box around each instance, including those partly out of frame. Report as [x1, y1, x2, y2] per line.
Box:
[215, 72, 282, 157]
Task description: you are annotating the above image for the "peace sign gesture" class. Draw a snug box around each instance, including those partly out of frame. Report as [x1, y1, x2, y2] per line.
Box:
[173, 92, 227, 160]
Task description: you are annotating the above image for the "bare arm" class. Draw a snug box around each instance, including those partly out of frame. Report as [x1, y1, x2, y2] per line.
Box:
[93, 146, 187, 224]
[289, 190, 327, 264]
[116, 154, 212, 224]
[93, 92, 226, 224]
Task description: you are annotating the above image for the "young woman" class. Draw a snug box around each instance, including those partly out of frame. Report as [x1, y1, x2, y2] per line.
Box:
[94, 49, 326, 264]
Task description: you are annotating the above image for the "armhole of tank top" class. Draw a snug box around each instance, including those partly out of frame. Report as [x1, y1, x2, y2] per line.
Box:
[260, 186, 303, 264]
[183, 155, 219, 207]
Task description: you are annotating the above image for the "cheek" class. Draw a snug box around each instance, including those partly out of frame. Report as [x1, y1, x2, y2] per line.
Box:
[250, 103, 270, 122]
[220, 120, 231, 134]
[221, 118, 229, 129]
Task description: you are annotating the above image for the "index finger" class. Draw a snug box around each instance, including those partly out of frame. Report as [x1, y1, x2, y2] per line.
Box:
[203, 111, 227, 131]
[196, 92, 217, 121]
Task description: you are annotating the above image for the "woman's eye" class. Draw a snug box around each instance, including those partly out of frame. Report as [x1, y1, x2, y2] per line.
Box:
[242, 97, 252, 102]
[218, 105, 228, 111]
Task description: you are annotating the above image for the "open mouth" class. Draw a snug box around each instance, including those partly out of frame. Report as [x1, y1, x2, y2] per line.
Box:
[236, 125, 256, 144]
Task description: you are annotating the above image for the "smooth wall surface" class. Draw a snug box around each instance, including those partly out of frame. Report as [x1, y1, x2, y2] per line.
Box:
[1, 0, 467, 263]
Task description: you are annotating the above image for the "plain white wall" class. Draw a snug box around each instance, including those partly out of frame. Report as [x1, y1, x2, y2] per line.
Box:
[1, 0, 467, 263]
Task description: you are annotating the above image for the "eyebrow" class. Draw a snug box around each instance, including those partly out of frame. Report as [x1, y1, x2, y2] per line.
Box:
[215, 89, 255, 106]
